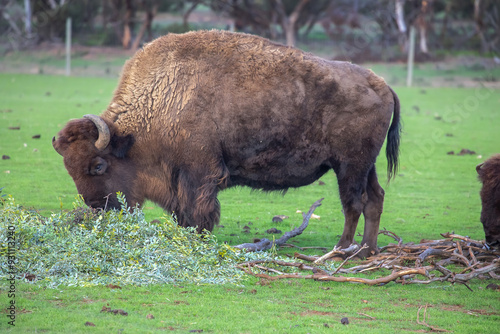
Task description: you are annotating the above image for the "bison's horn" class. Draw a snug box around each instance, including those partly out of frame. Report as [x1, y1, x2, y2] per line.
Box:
[52, 136, 65, 156]
[476, 162, 484, 174]
[83, 114, 110, 151]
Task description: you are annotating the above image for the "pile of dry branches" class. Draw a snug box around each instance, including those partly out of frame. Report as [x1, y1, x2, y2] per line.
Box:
[236, 201, 500, 289]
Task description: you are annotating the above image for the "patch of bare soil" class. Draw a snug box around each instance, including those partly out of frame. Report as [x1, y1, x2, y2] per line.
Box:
[440, 304, 499, 316]
[295, 310, 338, 317]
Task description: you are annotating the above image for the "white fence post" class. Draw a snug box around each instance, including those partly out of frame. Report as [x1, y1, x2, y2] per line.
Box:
[65, 17, 72, 76]
[406, 25, 415, 87]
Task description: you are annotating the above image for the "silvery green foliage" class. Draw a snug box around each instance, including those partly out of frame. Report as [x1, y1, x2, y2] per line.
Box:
[0, 194, 273, 287]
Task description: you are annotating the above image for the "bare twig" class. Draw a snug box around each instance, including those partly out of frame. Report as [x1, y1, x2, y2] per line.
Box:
[454, 260, 500, 282]
[417, 248, 449, 265]
[232, 239, 272, 252]
[358, 312, 376, 320]
[379, 228, 403, 245]
[313, 245, 342, 264]
[468, 246, 478, 265]
[440, 233, 483, 245]
[417, 305, 450, 332]
[103, 193, 112, 211]
[293, 253, 319, 262]
[331, 244, 368, 275]
[452, 248, 471, 267]
[234, 198, 323, 251]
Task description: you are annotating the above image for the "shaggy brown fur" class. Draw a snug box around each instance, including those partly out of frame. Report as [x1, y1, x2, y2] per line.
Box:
[477, 154, 500, 250]
[53, 30, 401, 258]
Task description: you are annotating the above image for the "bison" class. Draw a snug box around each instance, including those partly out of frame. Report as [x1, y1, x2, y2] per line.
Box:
[477, 154, 500, 250]
[53, 30, 401, 257]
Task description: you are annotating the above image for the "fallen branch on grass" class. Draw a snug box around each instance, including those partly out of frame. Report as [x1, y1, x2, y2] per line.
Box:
[314, 244, 362, 264]
[237, 230, 500, 287]
[233, 198, 323, 251]
[417, 304, 450, 332]
[237, 260, 429, 285]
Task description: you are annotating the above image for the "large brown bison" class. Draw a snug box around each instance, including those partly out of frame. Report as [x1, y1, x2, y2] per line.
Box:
[53, 30, 401, 257]
[477, 154, 500, 250]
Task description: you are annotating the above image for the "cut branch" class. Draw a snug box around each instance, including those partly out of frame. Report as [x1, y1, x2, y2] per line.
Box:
[233, 198, 323, 251]
[238, 262, 429, 286]
[331, 244, 368, 275]
[314, 243, 361, 264]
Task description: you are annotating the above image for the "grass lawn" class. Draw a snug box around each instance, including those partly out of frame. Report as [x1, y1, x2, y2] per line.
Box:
[1, 71, 499, 333]
[2, 279, 499, 333]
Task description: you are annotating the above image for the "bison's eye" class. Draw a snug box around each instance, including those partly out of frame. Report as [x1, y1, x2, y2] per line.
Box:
[90, 157, 108, 176]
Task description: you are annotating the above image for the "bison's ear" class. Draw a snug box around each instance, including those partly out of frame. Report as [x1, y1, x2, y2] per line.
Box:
[110, 134, 135, 158]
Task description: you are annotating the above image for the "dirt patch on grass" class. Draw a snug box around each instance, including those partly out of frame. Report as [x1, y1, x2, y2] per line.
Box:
[295, 310, 338, 317]
[394, 302, 500, 317]
[81, 297, 107, 304]
[48, 299, 67, 307]
[440, 304, 499, 316]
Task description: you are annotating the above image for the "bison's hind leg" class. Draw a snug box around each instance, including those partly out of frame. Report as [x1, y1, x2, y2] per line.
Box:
[359, 166, 384, 258]
[335, 164, 384, 258]
[335, 164, 370, 252]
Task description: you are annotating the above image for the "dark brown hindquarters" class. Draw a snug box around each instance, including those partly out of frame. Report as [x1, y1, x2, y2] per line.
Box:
[335, 88, 401, 258]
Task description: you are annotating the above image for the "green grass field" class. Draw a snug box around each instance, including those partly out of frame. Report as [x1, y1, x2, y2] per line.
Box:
[1, 72, 499, 333]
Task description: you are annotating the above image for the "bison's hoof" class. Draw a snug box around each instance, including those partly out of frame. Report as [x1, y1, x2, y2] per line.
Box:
[356, 247, 379, 260]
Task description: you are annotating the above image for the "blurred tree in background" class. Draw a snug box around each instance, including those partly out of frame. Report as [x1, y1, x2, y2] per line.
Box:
[0, 0, 498, 58]
[210, 0, 331, 46]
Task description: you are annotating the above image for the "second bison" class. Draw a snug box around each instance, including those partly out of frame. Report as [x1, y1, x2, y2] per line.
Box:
[477, 154, 500, 250]
[53, 30, 401, 257]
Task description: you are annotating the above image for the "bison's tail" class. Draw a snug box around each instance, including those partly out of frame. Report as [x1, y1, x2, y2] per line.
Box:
[386, 87, 401, 182]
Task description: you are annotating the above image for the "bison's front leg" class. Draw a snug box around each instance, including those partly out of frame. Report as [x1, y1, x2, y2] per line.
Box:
[175, 165, 227, 233]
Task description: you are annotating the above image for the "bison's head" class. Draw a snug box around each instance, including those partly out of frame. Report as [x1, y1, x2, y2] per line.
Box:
[476, 155, 500, 251]
[53, 115, 138, 210]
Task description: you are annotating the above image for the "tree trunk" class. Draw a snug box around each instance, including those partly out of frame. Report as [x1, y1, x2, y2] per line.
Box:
[439, 0, 452, 48]
[274, 0, 311, 47]
[415, 0, 430, 54]
[395, 0, 407, 52]
[24, 0, 31, 35]
[474, 0, 489, 54]
[122, 0, 134, 49]
[183, 0, 200, 31]
[106, 0, 123, 44]
[418, 23, 428, 53]
[131, 5, 157, 50]
[395, 0, 407, 33]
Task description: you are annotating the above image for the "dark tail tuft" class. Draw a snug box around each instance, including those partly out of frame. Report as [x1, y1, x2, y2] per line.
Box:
[386, 87, 401, 182]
